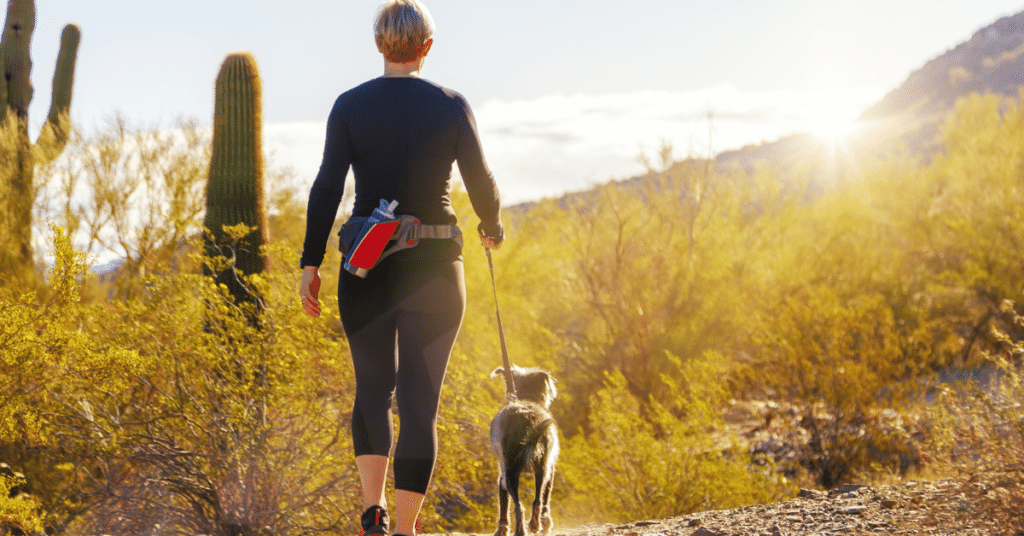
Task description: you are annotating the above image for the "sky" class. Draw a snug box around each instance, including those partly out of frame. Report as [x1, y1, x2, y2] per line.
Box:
[24, 0, 1024, 204]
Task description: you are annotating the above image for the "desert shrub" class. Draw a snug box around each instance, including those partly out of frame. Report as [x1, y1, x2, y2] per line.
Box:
[558, 357, 794, 524]
[515, 146, 770, 435]
[0, 469, 44, 536]
[0, 227, 362, 536]
[58, 239, 360, 536]
[33, 115, 211, 299]
[0, 227, 146, 534]
[751, 287, 922, 488]
[931, 300, 1024, 535]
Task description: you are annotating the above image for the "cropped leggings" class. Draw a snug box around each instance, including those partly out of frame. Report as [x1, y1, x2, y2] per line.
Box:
[338, 249, 466, 495]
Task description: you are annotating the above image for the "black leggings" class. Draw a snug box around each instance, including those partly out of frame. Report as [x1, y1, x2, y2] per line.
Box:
[339, 243, 465, 495]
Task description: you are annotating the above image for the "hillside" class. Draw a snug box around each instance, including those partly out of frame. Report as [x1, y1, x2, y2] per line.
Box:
[719, 9, 1024, 181]
[513, 8, 1024, 212]
[863, 10, 1024, 120]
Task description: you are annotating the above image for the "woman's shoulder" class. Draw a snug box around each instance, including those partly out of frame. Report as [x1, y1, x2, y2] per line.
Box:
[337, 78, 390, 102]
[331, 78, 473, 115]
[418, 79, 475, 115]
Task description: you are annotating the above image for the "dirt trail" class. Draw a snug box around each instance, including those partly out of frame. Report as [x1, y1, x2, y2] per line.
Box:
[447, 479, 1001, 536]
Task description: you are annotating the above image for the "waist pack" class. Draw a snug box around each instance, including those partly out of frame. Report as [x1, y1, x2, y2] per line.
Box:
[339, 212, 463, 278]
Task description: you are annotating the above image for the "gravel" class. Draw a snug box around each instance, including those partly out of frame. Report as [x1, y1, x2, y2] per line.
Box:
[446, 479, 1005, 536]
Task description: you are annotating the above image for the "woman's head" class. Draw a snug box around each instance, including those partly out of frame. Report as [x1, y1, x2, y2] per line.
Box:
[374, 0, 435, 64]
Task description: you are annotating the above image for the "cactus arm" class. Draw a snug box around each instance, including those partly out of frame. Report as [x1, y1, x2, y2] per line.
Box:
[34, 23, 79, 163]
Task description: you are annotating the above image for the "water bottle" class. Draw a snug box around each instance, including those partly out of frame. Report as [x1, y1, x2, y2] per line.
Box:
[344, 199, 400, 277]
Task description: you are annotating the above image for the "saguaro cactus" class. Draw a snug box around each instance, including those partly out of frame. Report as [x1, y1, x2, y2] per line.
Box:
[0, 0, 79, 283]
[204, 52, 268, 313]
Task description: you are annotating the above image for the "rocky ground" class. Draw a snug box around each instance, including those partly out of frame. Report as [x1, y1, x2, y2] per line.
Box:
[448, 479, 1006, 536]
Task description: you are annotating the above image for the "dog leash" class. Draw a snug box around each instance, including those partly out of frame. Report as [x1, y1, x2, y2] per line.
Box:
[486, 248, 517, 402]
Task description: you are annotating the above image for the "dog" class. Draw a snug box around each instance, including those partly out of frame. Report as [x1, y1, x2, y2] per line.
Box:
[490, 366, 559, 536]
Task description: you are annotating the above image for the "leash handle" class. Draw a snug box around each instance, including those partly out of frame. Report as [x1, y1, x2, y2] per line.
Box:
[486, 248, 517, 401]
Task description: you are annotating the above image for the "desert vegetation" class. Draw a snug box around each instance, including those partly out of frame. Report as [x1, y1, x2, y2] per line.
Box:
[2, 90, 1024, 535]
[3, 2, 1024, 532]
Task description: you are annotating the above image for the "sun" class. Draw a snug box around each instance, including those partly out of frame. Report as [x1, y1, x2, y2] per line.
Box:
[807, 114, 860, 146]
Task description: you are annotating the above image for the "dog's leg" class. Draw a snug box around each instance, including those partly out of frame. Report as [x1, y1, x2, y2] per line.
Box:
[507, 469, 526, 536]
[528, 461, 544, 534]
[539, 467, 555, 534]
[529, 461, 555, 535]
[495, 473, 510, 536]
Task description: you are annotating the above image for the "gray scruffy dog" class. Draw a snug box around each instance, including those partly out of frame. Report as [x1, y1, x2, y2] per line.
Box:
[490, 366, 559, 536]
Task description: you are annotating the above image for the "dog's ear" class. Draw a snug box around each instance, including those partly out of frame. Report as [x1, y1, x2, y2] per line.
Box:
[542, 371, 558, 401]
[491, 367, 505, 379]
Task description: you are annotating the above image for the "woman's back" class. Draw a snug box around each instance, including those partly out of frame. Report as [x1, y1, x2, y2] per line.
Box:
[316, 77, 496, 226]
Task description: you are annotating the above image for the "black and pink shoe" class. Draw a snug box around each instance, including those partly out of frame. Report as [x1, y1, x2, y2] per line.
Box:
[359, 505, 390, 536]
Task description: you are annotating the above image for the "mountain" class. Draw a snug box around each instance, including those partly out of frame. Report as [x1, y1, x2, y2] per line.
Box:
[862, 10, 1024, 121]
[714, 9, 1024, 181]
[510, 8, 1024, 214]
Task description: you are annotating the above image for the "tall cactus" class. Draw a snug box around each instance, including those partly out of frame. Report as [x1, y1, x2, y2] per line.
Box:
[204, 52, 268, 314]
[0, 0, 80, 284]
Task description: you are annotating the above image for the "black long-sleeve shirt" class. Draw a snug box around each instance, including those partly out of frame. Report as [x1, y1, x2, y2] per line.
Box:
[300, 77, 502, 268]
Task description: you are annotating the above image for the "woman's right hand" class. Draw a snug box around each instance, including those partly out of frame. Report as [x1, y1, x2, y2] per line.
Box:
[478, 222, 504, 250]
[300, 265, 322, 318]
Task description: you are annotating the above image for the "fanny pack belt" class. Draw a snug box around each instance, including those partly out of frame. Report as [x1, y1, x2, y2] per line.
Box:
[340, 215, 463, 277]
[411, 222, 463, 241]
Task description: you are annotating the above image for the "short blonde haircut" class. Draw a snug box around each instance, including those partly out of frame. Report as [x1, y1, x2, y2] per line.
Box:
[374, 0, 435, 63]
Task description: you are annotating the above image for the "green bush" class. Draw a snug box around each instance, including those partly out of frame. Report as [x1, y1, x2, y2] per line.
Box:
[559, 359, 794, 524]
[0, 227, 145, 534]
[750, 287, 923, 488]
[931, 301, 1024, 535]
[0, 470, 43, 536]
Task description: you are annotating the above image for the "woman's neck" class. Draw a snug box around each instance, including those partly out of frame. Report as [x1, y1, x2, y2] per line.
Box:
[383, 60, 422, 78]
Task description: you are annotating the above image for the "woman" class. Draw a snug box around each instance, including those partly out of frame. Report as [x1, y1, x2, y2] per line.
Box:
[298, 1, 503, 535]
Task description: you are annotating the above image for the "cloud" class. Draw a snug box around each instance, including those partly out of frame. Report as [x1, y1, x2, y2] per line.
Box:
[263, 121, 328, 186]
[263, 86, 882, 205]
[473, 86, 881, 203]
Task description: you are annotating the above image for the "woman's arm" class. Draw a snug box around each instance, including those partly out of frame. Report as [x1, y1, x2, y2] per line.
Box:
[454, 95, 503, 244]
[300, 97, 353, 268]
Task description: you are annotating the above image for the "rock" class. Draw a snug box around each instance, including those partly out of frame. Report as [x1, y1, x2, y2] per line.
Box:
[509, 478, 996, 536]
[829, 483, 867, 495]
[796, 488, 822, 499]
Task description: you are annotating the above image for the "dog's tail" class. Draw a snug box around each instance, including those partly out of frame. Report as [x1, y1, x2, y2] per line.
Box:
[523, 418, 557, 451]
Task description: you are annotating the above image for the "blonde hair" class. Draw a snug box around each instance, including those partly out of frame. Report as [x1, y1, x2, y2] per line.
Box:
[374, 0, 435, 63]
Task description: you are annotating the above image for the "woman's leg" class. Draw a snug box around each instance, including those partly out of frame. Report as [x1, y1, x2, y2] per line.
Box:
[357, 454, 390, 510]
[342, 270, 400, 520]
[341, 248, 465, 534]
[392, 261, 466, 534]
[393, 490, 427, 536]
